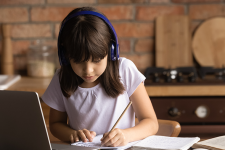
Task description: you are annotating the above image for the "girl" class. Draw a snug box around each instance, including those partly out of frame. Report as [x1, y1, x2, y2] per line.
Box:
[42, 7, 158, 147]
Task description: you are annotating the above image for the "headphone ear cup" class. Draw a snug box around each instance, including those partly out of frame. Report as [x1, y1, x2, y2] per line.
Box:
[110, 41, 116, 61]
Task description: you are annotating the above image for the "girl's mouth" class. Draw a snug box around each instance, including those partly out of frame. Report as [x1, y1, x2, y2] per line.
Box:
[83, 76, 94, 80]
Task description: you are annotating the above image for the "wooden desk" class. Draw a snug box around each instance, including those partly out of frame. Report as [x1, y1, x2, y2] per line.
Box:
[7, 76, 52, 96]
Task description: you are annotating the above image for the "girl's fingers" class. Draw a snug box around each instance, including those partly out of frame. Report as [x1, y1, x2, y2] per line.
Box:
[101, 132, 108, 141]
[104, 133, 120, 147]
[75, 136, 79, 142]
[78, 130, 88, 142]
[83, 129, 94, 142]
[90, 131, 96, 138]
[108, 138, 122, 147]
[71, 131, 79, 143]
[72, 129, 96, 143]
[101, 131, 117, 146]
[70, 134, 74, 143]
[89, 131, 96, 142]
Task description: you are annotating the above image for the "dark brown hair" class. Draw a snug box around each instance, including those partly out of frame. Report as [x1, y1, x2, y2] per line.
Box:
[59, 7, 125, 98]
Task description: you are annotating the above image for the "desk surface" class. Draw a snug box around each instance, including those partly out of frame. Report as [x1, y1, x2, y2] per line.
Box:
[7, 77, 225, 96]
[7, 76, 52, 96]
[50, 139, 206, 150]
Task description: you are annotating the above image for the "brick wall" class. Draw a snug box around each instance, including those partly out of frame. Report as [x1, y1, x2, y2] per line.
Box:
[0, 0, 225, 74]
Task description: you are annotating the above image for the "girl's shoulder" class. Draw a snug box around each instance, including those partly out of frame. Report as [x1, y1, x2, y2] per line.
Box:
[119, 57, 134, 66]
[119, 57, 137, 72]
[118, 57, 141, 80]
[118, 57, 146, 97]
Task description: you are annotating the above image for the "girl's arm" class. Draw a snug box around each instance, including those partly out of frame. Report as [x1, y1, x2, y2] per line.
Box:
[101, 82, 158, 146]
[49, 108, 96, 143]
[125, 82, 159, 141]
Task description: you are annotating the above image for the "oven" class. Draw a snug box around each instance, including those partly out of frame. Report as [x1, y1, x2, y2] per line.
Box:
[150, 96, 225, 138]
[144, 66, 225, 138]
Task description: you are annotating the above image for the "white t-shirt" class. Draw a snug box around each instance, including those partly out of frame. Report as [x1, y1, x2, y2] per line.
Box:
[42, 57, 146, 135]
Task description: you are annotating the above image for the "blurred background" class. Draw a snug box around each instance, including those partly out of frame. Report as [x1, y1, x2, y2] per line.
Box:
[1, 0, 223, 74]
[0, 0, 225, 140]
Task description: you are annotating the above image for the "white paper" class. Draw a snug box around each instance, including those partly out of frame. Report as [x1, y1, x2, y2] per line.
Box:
[132, 135, 200, 150]
[197, 135, 225, 149]
[71, 134, 139, 149]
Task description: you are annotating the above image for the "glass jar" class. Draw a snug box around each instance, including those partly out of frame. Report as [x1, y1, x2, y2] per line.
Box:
[27, 42, 56, 77]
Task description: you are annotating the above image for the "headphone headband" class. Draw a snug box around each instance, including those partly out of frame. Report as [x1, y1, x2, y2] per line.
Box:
[58, 10, 119, 65]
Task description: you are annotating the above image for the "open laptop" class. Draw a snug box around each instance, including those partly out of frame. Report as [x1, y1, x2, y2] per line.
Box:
[0, 90, 95, 150]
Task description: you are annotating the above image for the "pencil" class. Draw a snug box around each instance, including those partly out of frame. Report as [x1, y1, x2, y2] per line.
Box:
[102, 101, 133, 140]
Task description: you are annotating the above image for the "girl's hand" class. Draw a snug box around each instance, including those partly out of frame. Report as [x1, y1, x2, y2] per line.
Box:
[70, 129, 96, 143]
[100, 128, 129, 147]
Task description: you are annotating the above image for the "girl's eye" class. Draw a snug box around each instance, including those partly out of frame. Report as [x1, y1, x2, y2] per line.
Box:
[93, 59, 101, 63]
[73, 61, 81, 64]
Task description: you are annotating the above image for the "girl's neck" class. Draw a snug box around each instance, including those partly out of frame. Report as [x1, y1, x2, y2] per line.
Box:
[79, 79, 100, 88]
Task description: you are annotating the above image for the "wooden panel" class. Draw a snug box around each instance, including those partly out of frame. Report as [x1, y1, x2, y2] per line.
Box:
[156, 15, 192, 69]
[192, 17, 225, 68]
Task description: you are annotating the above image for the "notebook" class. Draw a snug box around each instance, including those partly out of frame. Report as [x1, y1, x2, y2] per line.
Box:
[71, 134, 200, 150]
[131, 135, 200, 150]
[0, 90, 90, 150]
[71, 134, 140, 149]
[192, 135, 225, 150]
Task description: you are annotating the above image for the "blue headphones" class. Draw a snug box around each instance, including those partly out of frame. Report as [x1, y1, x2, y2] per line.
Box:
[58, 11, 119, 66]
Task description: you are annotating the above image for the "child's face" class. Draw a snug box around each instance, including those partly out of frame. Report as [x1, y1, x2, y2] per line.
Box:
[70, 55, 108, 88]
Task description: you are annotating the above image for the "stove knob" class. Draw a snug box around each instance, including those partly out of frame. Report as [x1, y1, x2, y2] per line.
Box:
[165, 73, 172, 82]
[168, 107, 181, 117]
[195, 105, 209, 118]
[188, 72, 196, 82]
[177, 73, 183, 82]
[188, 76, 196, 82]
[154, 73, 160, 82]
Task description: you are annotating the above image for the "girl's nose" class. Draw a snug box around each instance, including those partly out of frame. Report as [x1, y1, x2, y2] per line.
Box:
[83, 62, 94, 74]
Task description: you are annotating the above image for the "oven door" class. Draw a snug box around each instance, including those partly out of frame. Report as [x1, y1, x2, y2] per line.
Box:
[151, 96, 225, 138]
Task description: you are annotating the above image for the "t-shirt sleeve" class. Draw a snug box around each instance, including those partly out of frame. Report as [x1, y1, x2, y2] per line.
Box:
[119, 58, 146, 97]
[41, 69, 66, 112]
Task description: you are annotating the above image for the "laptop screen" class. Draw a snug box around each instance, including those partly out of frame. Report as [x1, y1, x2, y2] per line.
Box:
[0, 90, 52, 150]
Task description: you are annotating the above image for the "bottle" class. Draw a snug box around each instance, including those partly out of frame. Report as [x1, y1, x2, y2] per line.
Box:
[27, 40, 56, 77]
[1, 24, 14, 75]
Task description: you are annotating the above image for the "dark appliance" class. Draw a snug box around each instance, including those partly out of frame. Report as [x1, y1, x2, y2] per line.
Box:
[145, 66, 225, 138]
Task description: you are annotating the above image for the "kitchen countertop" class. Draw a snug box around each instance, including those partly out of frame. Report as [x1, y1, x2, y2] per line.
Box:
[145, 85, 225, 96]
[7, 76, 52, 96]
[6, 76, 225, 97]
